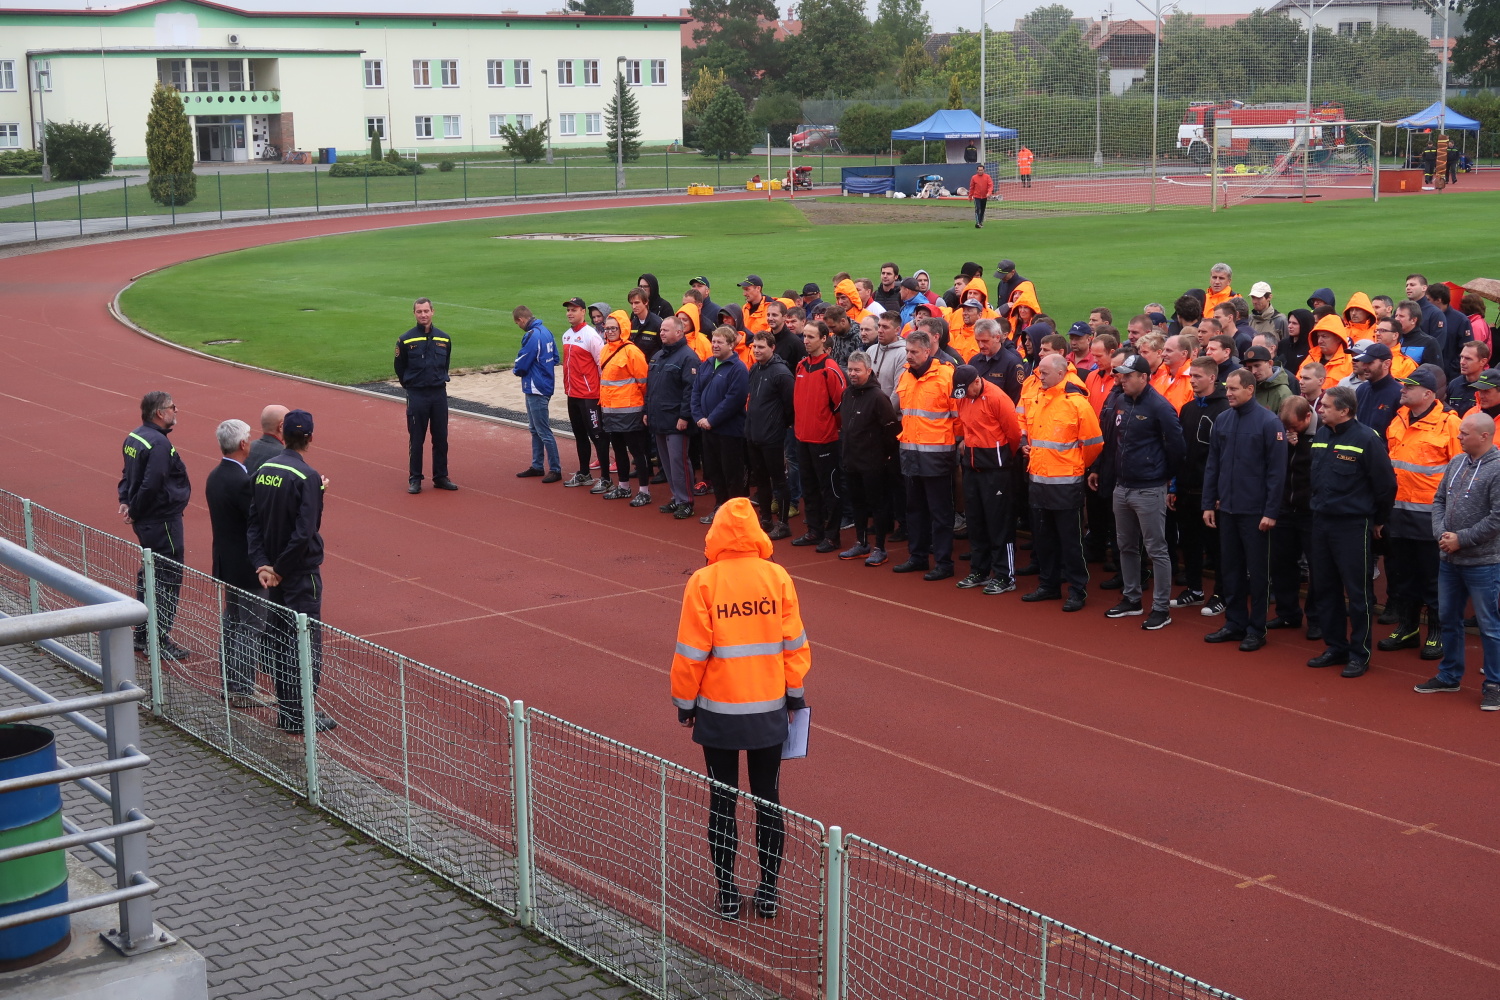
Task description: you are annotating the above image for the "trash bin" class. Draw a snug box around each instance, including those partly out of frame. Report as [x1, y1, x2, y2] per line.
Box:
[326, 148, 337, 164]
[0, 724, 70, 971]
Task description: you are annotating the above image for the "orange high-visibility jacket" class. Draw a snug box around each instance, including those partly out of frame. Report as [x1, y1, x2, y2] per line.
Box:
[1025, 380, 1103, 504]
[1152, 361, 1194, 412]
[1017, 362, 1085, 420]
[742, 296, 771, 335]
[1204, 286, 1233, 317]
[896, 359, 958, 477]
[599, 340, 649, 416]
[671, 499, 810, 748]
[1342, 292, 1377, 342]
[1300, 315, 1353, 389]
[1390, 350, 1417, 381]
[1017, 147, 1034, 174]
[1386, 401, 1461, 537]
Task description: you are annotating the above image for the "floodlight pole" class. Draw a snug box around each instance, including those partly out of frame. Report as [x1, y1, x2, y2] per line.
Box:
[615, 57, 626, 191]
[1094, 54, 1105, 169]
[1297, 0, 1337, 201]
[979, 0, 1006, 179]
[35, 67, 52, 182]
[1130, 0, 1175, 211]
[541, 68, 553, 164]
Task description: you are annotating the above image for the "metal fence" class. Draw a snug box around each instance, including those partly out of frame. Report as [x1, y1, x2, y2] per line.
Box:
[0, 488, 1238, 1000]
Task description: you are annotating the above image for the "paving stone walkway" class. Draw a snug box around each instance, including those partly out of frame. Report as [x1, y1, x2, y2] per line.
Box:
[0, 643, 641, 1000]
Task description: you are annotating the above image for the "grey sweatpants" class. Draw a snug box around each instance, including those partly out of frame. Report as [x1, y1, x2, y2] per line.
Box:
[1114, 485, 1172, 612]
[656, 432, 693, 505]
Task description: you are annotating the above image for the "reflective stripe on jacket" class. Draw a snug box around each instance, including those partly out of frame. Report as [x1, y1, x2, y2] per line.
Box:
[598, 341, 649, 430]
[1386, 401, 1461, 538]
[896, 360, 958, 477]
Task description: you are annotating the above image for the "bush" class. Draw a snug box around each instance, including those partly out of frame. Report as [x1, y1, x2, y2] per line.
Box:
[498, 120, 550, 163]
[698, 84, 753, 160]
[44, 120, 115, 180]
[369, 132, 383, 161]
[146, 81, 195, 206]
[327, 159, 425, 177]
[438, 159, 455, 172]
[0, 148, 44, 175]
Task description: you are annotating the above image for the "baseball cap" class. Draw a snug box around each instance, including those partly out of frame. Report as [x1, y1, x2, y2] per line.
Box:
[994, 259, 1016, 275]
[1242, 345, 1273, 363]
[801, 282, 820, 295]
[1114, 354, 1152, 376]
[284, 409, 314, 435]
[1068, 320, 1092, 338]
[1250, 281, 1273, 298]
[951, 365, 980, 397]
[962, 298, 984, 310]
[562, 296, 586, 309]
[1474, 368, 1500, 389]
[737, 274, 763, 288]
[1147, 311, 1169, 326]
[689, 275, 711, 287]
[1399, 369, 1438, 391]
[899, 277, 921, 291]
[1354, 342, 1391, 362]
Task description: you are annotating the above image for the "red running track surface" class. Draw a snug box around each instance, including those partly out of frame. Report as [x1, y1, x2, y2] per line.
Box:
[2, 193, 1497, 1000]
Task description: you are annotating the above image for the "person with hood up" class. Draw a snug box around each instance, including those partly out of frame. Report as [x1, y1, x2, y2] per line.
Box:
[676, 301, 713, 361]
[1277, 307, 1315, 376]
[588, 302, 613, 335]
[597, 313, 653, 504]
[671, 498, 810, 921]
[833, 278, 863, 319]
[1007, 283, 1043, 353]
[1342, 292, 1378, 343]
[692, 327, 751, 524]
[912, 270, 941, 306]
[839, 351, 902, 566]
[1299, 315, 1353, 391]
[745, 332, 795, 540]
[1307, 287, 1337, 315]
[636, 273, 674, 320]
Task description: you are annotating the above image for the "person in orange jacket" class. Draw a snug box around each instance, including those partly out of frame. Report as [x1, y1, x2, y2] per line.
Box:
[1343, 291, 1378, 343]
[953, 363, 1022, 593]
[1017, 145, 1034, 187]
[738, 274, 772, 335]
[676, 302, 713, 361]
[968, 164, 994, 228]
[671, 498, 810, 922]
[1204, 263, 1234, 317]
[1299, 315, 1353, 390]
[597, 314, 653, 504]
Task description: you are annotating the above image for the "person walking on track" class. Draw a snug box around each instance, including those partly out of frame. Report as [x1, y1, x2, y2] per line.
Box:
[118, 390, 191, 661]
[396, 297, 457, 494]
[672, 499, 810, 921]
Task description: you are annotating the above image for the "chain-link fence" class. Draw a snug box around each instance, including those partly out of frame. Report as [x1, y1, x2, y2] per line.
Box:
[0, 488, 1241, 1000]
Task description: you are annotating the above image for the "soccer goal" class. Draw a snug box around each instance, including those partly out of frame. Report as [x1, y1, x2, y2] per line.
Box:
[1205, 119, 1384, 210]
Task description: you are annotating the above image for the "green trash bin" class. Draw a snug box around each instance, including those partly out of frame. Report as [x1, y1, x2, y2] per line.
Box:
[0, 724, 70, 971]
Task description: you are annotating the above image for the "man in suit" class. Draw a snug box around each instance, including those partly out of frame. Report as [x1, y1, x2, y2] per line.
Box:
[207, 418, 269, 708]
[247, 404, 288, 473]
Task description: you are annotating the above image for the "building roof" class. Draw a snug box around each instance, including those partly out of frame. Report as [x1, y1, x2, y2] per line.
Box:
[0, 0, 689, 24]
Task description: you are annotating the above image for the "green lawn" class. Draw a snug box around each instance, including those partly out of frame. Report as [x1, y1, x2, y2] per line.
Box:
[0, 175, 106, 197]
[118, 192, 1500, 385]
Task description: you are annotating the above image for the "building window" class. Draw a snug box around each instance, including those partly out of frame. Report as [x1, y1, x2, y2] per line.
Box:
[557, 60, 573, 86]
[415, 115, 434, 139]
[1336, 19, 1372, 35]
[364, 59, 383, 88]
[157, 59, 187, 90]
[623, 60, 641, 85]
[0, 61, 14, 92]
[194, 60, 220, 92]
[440, 59, 460, 87]
[413, 60, 431, 87]
[487, 59, 504, 86]
[489, 114, 507, 136]
[227, 62, 244, 91]
[582, 59, 599, 86]
[442, 114, 462, 138]
[517, 113, 533, 129]
[0, 123, 18, 148]
[31, 60, 51, 91]
[366, 116, 386, 140]
[650, 60, 666, 85]
[513, 60, 531, 86]
[558, 114, 576, 136]
[585, 113, 601, 135]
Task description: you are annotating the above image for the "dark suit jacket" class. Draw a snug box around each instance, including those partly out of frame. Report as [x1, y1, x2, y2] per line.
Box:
[246, 435, 282, 474]
[205, 458, 260, 590]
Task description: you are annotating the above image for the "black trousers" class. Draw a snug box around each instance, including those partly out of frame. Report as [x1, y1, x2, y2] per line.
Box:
[1385, 535, 1440, 627]
[1270, 511, 1312, 620]
[962, 465, 1015, 580]
[1218, 511, 1271, 637]
[906, 474, 955, 570]
[797, 440, 843, 540]
[265, 570, 324, 730]
[702, 745, 784, 898]
[746, 441, 789, 523]
[847, 465, 897, 549]
[1032, 505, 1087, 598]
[702, 432, 747, 507]
[973, 197, 988, 225]
[133, 518, 183, 642]
[406, 386, 449, 483]
[1084, 487, 1113, 563]
[1174, 493, 1218, 596]
[221, 584, 266, 696]
[608, 429, 651, 489]
[1309, 515, 1375, 662]
[567, 397, 604, 474]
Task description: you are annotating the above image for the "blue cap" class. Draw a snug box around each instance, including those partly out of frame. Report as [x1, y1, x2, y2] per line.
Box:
[284, 409, 314, 435]
[1068, 321, 1093, 338]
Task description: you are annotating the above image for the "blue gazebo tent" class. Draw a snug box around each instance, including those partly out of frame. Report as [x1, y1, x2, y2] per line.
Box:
[891, 109, 1017, 164]
[1394, 102, 1481, 164]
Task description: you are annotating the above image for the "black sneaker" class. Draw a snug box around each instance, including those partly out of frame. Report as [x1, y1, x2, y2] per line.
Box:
[886, 527, 906, 543]
[791, 532, 822, 547]
[673, 504, 696, 520]
[1105, 598, 1143, 618]
[1200, 596, 1226, 617]
[1099, 574, 1124, 591]
[564, 471, 592, 488]
[983, 577, 1016, 595]
[814, 538, 840, 554]
[629, 491, 652, 507]
[516, 466, 544, 478]
[956, 571, 986, 589]
[1413, 676, 1461, 694]
[603, 485, 632, 500]
[717, 888, 742, 921]
[1483, 684, 1500, 711]
[768, 523, 792, 540]
[1142, 609, 1172, 630]
[158, 638, 192, 661]
[659, 499, 683, 514]
[1170, 588, 1204, 609]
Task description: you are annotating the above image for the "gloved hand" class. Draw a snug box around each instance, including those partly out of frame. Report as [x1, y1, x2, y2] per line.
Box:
[678, 707, 696, 725]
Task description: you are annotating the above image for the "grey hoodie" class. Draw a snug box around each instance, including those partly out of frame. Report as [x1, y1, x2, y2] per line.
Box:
[1432, 447, 1500, 565]
[589, 301, 612, 335]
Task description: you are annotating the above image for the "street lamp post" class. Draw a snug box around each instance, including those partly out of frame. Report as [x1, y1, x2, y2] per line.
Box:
[979, 0, 1007, 178]
[540, 67, 553, 164]
[1129, 0, 1176, 211]
[35, 67, 52, 182]
[615, 57, 626, 191]
[1295, 0, 1336, 200]
[1094, 55, 1106, 169]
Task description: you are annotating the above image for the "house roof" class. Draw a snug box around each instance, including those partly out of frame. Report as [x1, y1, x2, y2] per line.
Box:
[0, 0, 689, 24]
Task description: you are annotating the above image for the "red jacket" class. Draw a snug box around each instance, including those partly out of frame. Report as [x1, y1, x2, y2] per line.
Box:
[969, 171, 993, 199]
[794, 353, 846, 444]
[562, 323, 603, 399]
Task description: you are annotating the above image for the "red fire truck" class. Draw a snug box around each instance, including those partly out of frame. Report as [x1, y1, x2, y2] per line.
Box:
[1178, 101, 1347, 164]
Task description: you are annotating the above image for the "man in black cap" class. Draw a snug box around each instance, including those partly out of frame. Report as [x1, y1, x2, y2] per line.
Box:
[953, 364, 1022, 594]
[1242, 344, 1293, 414]
[800, 282, 824, 316]
[1473, 367, 1500, 422]
[1353, 342, 1400, 436]
[118, 390, 191, 661]
[738, 274, 771, 334]
[248, 408, 337, 734]
[992, 260, 1024, 306]
[395, 297, 458, 495]
[690, 276, 723, 332]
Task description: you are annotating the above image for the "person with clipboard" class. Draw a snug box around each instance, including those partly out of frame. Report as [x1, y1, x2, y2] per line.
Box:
[672, 498, 812, 921]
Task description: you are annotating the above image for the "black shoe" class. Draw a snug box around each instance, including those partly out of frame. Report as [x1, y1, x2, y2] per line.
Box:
[408, 481, 422, 494]
[1142, 609, 1171, 630]
[650, 470, 667, 485]
[1061, 594, 1086, 613]
[693, 481, 713, 497]
[433, 477, 458, 491]
[768, 522, 792, 540]
[1377, 626, 1420, 652]
[1099, 574, 1124, 591]
[541, 470, 562, 484]
[1204, 627, 1245, 644]
[1482, 683, 1500, 711]
[956, 571, 986, 589]
[1377, 605, 1400, 625]
[1264, 615, 1302, 630]
[792, 532, 823, 547]
[629, 491, 652, 507]
[1021, 588, 1061, 602]
[814, 538, 840, 554]
[717, 888, 742, 921]
[754, 882, 778, 920]
[1307, 649, 1349, 668]
[1341, 661, 1369, 678]
[673, 504, 696, 520]
[278, 711, 337, 734]
[1105, 598, 1142, 618]
[516, 466, 544, 478]
[158, 638, 192, 661]
[700, 506, 722, 525]
[1239, 634, 1266, 652]
[923, 566, 954, 582]
[1414, 676, 1461, 694]
[1420, 629, 1445, 661]
[887, 528, 908, 544]
[659, 499, 683, 514]
[893, 558, 928, 574]
[1305, 624, 1324, 641]
[983, 577, 1016, 595]
[1015, 563, 1040, 577]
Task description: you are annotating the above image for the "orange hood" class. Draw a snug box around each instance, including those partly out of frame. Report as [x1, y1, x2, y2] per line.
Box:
[1009, 281, 1041, 316]
[1312, 313, 1349, 353]
[962, 277, 990, 307]
[676, 302, 701, 333]
[705, 498, 772, 562]
[1342, 292, 1376, 328]
[834, 278, 860, 310]
[609, 308, 632, 340]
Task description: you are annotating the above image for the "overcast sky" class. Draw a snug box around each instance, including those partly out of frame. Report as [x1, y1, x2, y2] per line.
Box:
[16, 0, 1264, 37]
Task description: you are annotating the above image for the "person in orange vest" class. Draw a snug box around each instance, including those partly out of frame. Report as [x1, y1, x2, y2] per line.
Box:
[1019, 354, 1104, 610]
[738, 274, 772, 335]
[1204, 263, 1234, 318]
[968, 163, 994, 228]
[671, 498, 811, 921]
[1016, 145, 1034, 187]
[1379, 368, 1461, 660]
[952, 364, 1022, 593]
[893, 328, 960, 580]
[1299, 316, 1352, 390]
[1154, 334, 1196, 411]
[597, 313, 653, 504]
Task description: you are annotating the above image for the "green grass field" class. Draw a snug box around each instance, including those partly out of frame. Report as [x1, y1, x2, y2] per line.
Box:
[118, 192, 1500, 385]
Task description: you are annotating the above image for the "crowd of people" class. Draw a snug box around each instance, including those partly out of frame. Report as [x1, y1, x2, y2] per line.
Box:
[505, 263, 1500, 711]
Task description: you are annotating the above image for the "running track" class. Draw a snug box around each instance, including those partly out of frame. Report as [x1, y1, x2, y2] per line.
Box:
[2, 193, 1497, 1000]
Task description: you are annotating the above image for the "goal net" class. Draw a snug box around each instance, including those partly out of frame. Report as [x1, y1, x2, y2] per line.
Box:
[1204, 119, 1383, 209]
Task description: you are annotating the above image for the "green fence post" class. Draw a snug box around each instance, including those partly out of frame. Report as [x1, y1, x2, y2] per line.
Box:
[170, 174, 176, 225]
[463, 158, 468, 202]
[823, 826, 845, 1000]
[314, 166, 320, 212]
[296, 612, 321, 806]
[1039, 915, 1050, 1000]
[21, 499, 39, 615]
[413, 163, 418, 205]
[123, 176, 130, 230]
[364, 166, 369, 208]
[31, 185, 38, 241]
[513, 156, 518, 200]
[563, 152, 568, 196]
[217, 172, 223, 221]
[511, 700, 534, 928]
[142, 548, 162, 715]
[665, 150, 669, 190]
[717, 159, 722, 187]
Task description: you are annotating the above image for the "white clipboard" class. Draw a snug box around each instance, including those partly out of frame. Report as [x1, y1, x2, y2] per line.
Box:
[782, 707, 810, 760]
